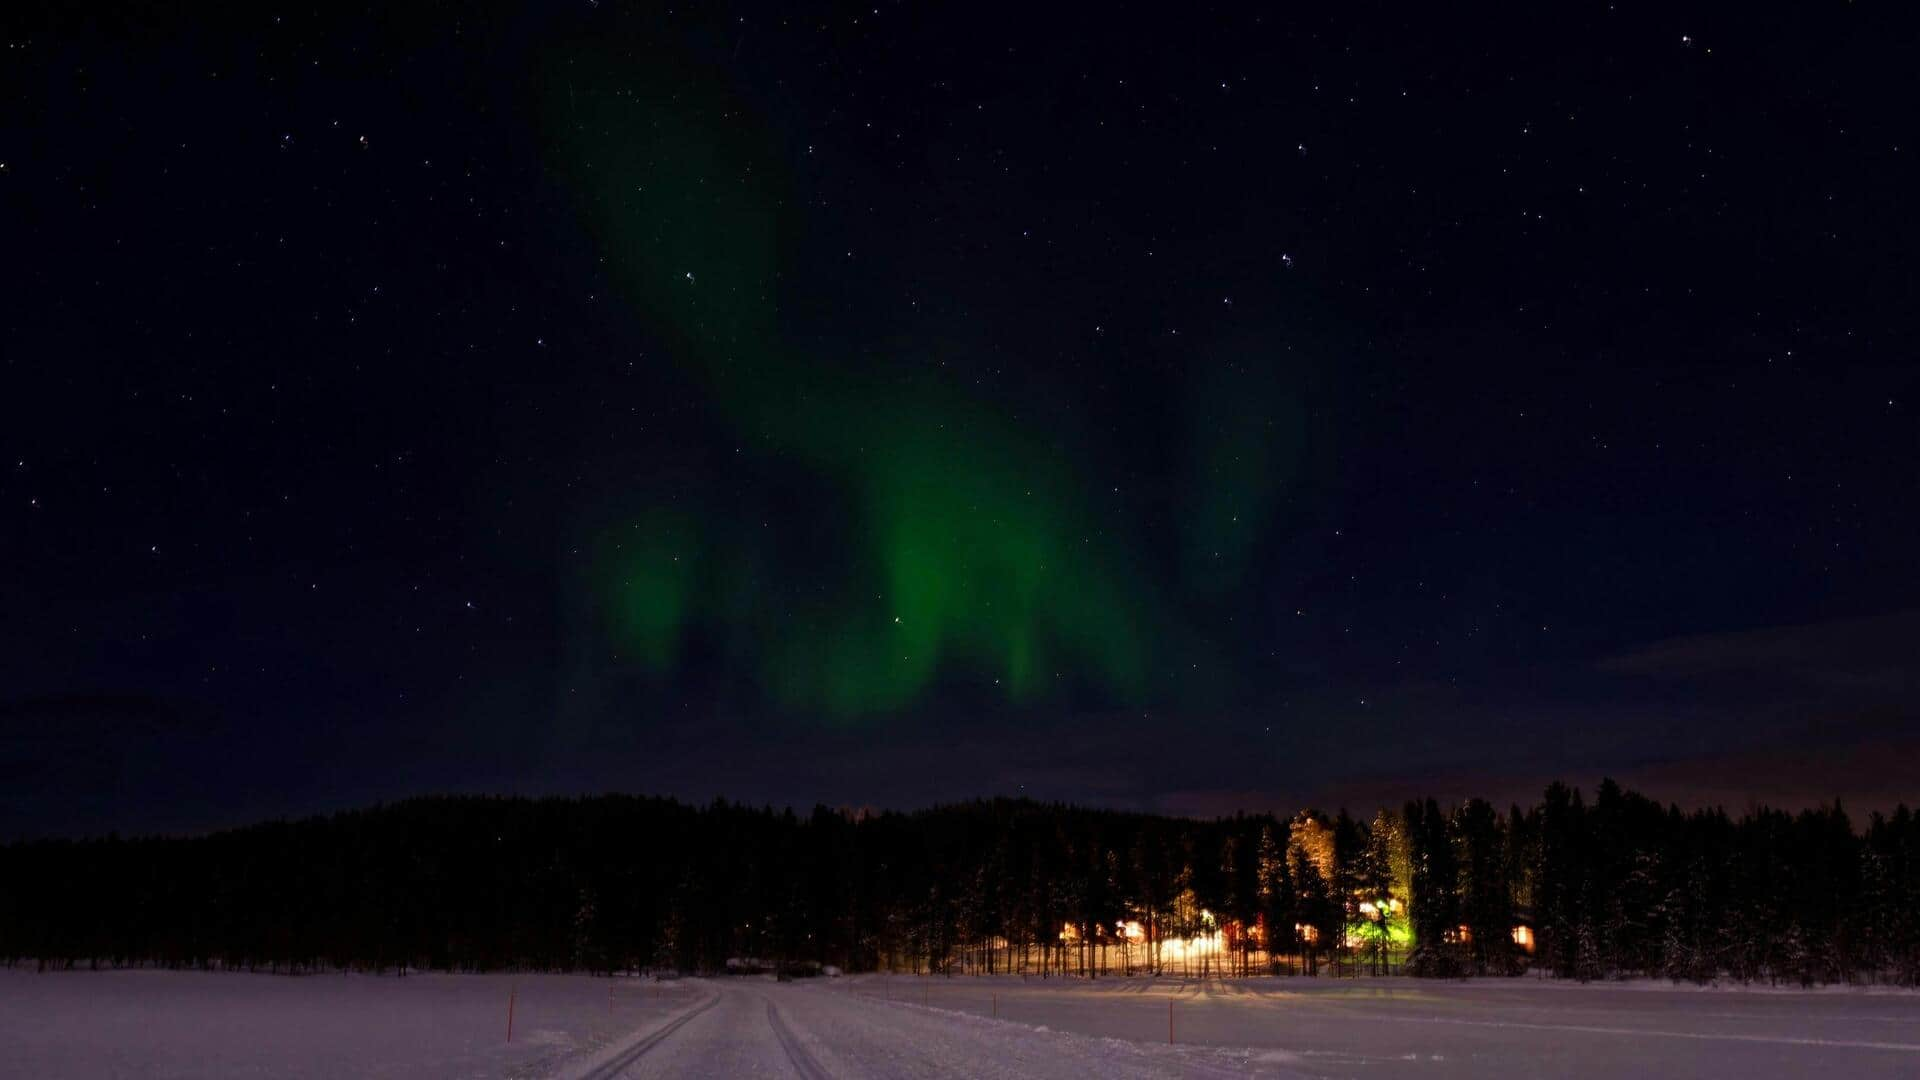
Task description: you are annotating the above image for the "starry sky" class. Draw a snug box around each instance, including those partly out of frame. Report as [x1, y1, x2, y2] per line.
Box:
[6, 2, 1919, 838]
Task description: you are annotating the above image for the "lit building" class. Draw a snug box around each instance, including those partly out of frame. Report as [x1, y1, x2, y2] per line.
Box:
[1511, 924, 1535, 954]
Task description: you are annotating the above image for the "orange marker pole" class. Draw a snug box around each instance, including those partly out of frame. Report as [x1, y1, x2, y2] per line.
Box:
[1167, 999, 1173, 1044]
[507, 985, 517, 1043]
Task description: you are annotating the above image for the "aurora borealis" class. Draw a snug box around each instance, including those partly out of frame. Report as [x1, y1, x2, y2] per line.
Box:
[7, 2, 1920, 837]
[544, 42, 1214, 717]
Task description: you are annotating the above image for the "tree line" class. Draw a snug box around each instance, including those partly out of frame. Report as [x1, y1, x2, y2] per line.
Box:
[2, 781, 1915, 986]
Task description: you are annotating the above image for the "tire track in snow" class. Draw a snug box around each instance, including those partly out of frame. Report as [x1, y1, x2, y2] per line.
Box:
[573, 991, 720, 1079]
[763, 997, 833, 1080]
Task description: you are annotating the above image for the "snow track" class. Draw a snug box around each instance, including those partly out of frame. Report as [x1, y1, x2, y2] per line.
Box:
[557, 978, 1292, 1078]
[570, 990, 720, 1080]
[764, 998, 834, 1080]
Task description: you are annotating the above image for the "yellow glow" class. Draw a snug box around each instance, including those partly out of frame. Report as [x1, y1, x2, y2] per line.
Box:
[1157, 929, 1226, 960]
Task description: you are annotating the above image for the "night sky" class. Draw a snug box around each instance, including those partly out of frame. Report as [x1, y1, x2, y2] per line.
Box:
[6, 3, 1918, 839]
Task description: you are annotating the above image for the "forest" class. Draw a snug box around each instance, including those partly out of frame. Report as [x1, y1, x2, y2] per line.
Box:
[3, 781, 1916, 986]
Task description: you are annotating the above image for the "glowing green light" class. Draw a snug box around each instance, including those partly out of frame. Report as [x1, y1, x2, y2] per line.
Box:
[541, 44, 1189, 718]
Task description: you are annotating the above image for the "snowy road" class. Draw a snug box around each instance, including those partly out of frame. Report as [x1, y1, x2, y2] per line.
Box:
[559, 978, 1255, 1079]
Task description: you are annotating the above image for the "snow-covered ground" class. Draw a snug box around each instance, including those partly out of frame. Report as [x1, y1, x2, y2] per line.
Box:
[835, 973, 1920, 1078]
[0, 969, 689, 1078]
[5, 968, 1919, 1078]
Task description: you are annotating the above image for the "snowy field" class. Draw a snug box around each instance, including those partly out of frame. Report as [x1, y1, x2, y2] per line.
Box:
[4, 969, 1920, 1078]
[0, 969, 684, 1079]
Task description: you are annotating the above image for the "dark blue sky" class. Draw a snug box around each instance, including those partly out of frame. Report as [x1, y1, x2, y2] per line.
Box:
[5, 2, 1917, 837]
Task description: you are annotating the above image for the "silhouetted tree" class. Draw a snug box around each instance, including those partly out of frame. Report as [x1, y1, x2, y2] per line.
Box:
[1, 787, 1909, 986]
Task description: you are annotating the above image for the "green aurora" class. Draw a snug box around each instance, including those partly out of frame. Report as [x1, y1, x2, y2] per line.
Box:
[543, 44, 1297, 720]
